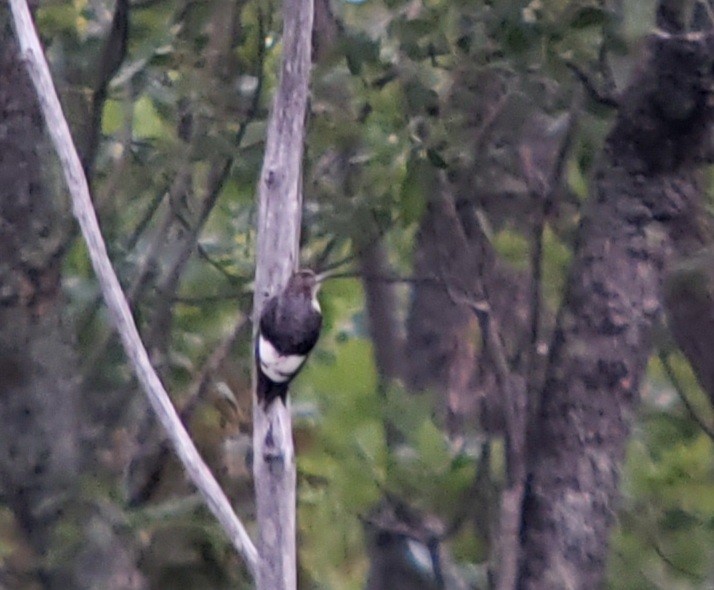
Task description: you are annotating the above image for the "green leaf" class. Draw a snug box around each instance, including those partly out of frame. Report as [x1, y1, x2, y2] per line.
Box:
[342, 33, 380, 75]
[414, 419, 450, 469]
[101, 99, 124, 136]
[403, 79, 439, 115]
[133, 95, 165, 139]
[568, 6, 607, 29]
[399, 155, 435, 224]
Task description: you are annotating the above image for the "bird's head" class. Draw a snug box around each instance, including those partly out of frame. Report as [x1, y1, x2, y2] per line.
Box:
[288, 269, 322, 310]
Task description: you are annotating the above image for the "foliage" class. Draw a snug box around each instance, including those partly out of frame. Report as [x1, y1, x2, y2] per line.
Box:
[2, 0, 711, 588]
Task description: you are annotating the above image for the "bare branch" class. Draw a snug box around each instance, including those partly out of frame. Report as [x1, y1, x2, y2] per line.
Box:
[525, 93, 582, 408]
[324, 270, 440, 284]
[566, 60, 619, 108]
[83, 0, 130, 176]
[432, 189, 527, 590]
[8, 0, 259, 576]
[252, 0, 314, 586]
[126, 313, 251, 506]
[659, 351, 714, 441]
[181, 314, 251, 426]
[142, 13, 267, 357]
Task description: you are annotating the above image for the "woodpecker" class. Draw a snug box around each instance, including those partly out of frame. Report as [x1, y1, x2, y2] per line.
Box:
[256, 269, 322, 408]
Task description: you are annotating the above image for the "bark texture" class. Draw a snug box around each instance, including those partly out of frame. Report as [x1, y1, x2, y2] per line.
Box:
[0, 18, 79, 588]
[252, 0, 314, 586]
[518, 29, 714, 590]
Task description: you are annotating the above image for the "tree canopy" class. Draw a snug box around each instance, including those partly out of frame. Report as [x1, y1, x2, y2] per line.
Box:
[0, 0, 713, 588]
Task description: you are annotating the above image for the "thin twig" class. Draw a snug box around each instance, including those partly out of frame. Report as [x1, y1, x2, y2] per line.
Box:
[443, 285, 509, 382]
[78, 184, 168, 337]
[526, 92, 582, 406]
[566, 60, 619, 107]
[181, 315, 251, 426]
[659, 351, 714, 440]
[172, 292, 246, 304]
[81, 191, 179, 376]
[323, 270, 441, 285]
[127, 313, 251, 505]
[527, 217, 544, 381]
[650, 537, 702, 580]
[443, 441, 493, 540]
[314, 250, 358, 274]
[432, 190, 526, 590]
[142, 14, 267, 352]
[196, 244, 244, 284]
[8, 0, 259, 575]
[144, 157, 233, 349]
[652, 27, 714, 41]
[96, 82, 135, 213]
[473, 88, 513, 155]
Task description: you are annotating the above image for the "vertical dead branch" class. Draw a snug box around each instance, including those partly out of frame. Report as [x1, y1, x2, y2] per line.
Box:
[252, 0, 314, 587]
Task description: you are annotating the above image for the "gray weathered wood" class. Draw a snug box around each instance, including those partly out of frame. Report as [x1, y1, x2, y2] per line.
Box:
[8, 0, 259, 578]
[252, 0, 314, 586]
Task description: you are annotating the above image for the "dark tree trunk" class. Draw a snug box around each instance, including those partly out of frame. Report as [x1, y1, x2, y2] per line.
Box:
[406, 198, 479, 433]
[359, 238, 404, 384]
[665, 257, 714, 404]
[518, 28, 713, 590]
[0, 18, 81, 588]
[0, 12, 145, 589]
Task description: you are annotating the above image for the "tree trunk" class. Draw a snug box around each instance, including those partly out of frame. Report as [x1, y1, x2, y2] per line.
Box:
[518, 27, 713, 590]
[406, 197, 479, 434]
[359, 239, 404, 384]
[0, 11, 145, 589]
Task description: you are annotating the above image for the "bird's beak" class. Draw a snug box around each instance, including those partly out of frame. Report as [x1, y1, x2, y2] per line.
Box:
[314, 269, 335, 285]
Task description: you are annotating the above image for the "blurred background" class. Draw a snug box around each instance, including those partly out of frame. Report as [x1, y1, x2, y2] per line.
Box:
[0, 0, 713, 588]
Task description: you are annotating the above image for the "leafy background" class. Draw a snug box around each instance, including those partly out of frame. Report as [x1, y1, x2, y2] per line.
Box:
[3, 0, 712, 588]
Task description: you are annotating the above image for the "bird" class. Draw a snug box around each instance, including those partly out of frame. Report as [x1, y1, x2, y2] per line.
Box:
[256, 269, 323, 408]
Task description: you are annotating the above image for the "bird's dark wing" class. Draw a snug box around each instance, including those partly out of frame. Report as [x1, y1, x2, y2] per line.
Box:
[289, 311, 322, 355]
[262, 293, 322, 355]
[259, 295, 280, 341]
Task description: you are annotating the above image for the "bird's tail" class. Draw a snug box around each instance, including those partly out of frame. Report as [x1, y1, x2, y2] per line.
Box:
[257, 369, 289, 409]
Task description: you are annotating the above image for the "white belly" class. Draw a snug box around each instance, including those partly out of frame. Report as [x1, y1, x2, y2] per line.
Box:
[258, 335, 305, 383]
